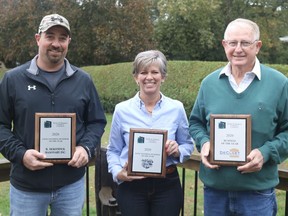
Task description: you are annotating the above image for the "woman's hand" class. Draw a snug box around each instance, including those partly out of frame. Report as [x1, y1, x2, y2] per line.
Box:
[117, 162, 145, 182]
[165, 140, 180, 157]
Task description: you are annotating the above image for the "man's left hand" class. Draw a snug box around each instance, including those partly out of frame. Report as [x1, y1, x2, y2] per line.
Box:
[68, 146, 89, 168]
[237, 149, 264, 173]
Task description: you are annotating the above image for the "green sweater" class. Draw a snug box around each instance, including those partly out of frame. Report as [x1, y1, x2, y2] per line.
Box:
[189, 64, 288, 191]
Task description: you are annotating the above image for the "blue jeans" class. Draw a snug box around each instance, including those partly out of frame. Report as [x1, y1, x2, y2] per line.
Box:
[10, 176, 85, 216]
[204, 186, 277, 216]
[117, 169, 183, 216]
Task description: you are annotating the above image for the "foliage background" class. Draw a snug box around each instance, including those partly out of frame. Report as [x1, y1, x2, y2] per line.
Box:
[83, 61, 288, 114]
[1, 59, 288, 114]
[1, 0, 288, 68]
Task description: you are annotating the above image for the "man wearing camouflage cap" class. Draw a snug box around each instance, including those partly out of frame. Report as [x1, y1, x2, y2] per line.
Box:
[0, 14, 107, 215]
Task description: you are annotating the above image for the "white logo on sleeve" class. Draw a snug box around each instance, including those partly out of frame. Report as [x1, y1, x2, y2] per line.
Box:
[28, 85, 36, 90]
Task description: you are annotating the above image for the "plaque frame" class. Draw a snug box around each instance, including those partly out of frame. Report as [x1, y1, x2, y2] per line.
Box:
[35, 113, 76, 163]
[127, 128, 167, 178]
[210, 114, 251, 166]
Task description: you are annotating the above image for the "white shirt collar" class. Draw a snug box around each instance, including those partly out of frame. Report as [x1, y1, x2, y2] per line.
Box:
[219, 57, 261, 80]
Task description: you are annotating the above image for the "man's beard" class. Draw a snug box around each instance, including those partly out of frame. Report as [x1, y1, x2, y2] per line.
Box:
[47, 48, 65, 64]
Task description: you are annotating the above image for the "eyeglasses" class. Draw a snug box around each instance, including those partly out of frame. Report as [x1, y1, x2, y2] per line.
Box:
[224, 40, 258, 48]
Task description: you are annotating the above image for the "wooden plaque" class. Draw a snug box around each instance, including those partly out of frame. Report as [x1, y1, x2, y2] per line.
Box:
[127, 128, 167, 178]
[210, 114, 251, 166]
[35, 113, 76, 163]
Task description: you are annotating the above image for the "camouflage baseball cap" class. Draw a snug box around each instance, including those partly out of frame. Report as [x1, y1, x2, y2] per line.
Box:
[38, 14, 70, 35]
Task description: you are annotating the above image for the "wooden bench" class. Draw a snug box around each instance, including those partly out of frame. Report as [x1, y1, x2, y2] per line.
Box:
[95, 147, 121, 216]
[0, 158, 10, 181]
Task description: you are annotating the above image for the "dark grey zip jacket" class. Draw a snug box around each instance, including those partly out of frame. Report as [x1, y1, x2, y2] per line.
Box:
[0, 56, 107, 192]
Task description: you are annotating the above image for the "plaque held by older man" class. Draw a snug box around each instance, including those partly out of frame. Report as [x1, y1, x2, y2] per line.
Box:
[127, 128, 167, 178]
[35, 113, 76, 163]
[210, 114, 251, 166]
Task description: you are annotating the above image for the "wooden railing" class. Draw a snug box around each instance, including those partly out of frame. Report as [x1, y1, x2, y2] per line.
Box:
[178, 154, 288, 216]
[1, 155, 288, 216]
[0, 158, 95, 216]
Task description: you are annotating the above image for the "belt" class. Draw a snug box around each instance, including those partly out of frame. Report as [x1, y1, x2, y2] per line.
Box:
[166, 165, 176, 174]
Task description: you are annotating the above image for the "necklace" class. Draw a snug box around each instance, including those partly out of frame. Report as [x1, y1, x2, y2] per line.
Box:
[142, 94, 161, 114]
[146, 106, 154, 113]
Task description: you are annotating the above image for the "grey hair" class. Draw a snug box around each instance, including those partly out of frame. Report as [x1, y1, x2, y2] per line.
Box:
[224, 18, 260, 41]
[132, 50, 167, 78]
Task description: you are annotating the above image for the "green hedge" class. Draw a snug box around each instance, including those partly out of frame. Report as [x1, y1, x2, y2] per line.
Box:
[2, 61, 288, 115]
[83, 61, 288, 115]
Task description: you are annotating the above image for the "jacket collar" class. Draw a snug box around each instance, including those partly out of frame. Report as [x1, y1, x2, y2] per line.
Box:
[26, 55, 76, 76]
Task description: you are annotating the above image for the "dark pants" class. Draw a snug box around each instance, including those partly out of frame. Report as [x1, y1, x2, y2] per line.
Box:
[117, 169, 183, 216]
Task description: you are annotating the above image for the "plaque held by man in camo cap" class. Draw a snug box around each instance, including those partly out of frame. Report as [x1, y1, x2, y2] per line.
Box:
[35, 113, 76, 163]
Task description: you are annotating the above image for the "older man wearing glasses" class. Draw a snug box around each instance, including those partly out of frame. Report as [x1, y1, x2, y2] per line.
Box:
[189, 18, 288, 216]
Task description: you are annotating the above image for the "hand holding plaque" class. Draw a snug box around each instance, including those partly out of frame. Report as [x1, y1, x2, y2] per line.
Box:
[210, 114, 251, 166]
[35, 113, 76, 163]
